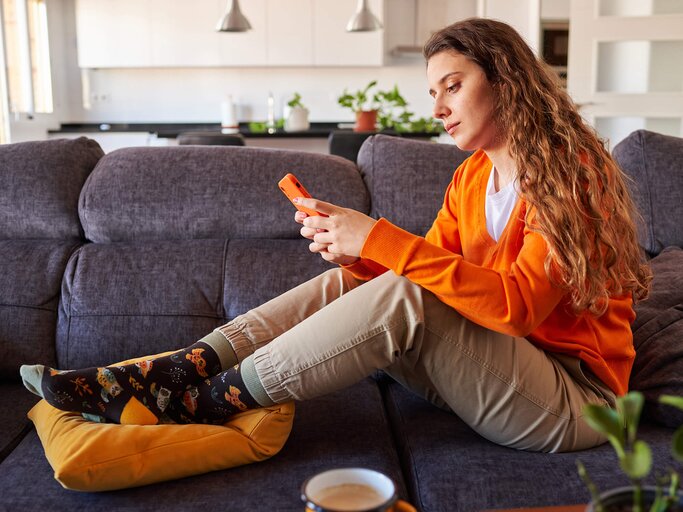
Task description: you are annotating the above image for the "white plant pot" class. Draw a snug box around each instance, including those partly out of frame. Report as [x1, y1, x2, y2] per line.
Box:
[284, 106, 310, 132]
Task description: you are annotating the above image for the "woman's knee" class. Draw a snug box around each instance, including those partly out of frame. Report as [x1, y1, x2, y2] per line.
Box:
[320, 267, 363, 296]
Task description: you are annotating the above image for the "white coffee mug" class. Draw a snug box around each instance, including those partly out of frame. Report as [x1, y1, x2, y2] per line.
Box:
[302, 467, 397, 512]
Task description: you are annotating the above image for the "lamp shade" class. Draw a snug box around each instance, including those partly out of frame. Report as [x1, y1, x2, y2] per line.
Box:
[216, 0, 251, 32]
[346, 0, 383, 32]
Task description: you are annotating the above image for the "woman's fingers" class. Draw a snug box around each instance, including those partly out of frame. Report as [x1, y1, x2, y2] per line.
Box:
[294, 211, 308, 224]
[308, 241, 330, 254]
[295, 197, 337, 216]
[300, 226, 317, 240]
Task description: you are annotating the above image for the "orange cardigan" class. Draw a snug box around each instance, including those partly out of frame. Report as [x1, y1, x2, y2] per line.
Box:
[346, 150, 635, 395]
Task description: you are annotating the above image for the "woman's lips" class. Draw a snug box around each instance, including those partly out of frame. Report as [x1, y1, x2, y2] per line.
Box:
[445, 122, 459, 134]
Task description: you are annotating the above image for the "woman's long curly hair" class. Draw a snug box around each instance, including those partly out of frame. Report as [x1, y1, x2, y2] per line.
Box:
[424, 18, 652, 315]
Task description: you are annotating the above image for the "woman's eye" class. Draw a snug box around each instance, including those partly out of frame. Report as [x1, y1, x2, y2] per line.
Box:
[447, 83, 460, 93]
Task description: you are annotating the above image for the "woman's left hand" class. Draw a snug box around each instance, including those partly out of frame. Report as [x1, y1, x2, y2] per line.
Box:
[296, 197, 377, 258]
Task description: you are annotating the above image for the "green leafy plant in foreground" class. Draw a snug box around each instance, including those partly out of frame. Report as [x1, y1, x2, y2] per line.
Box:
[577, 392, 683, 512]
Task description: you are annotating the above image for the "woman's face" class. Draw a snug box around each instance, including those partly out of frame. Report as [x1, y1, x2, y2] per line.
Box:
[427, 50, 500, 152]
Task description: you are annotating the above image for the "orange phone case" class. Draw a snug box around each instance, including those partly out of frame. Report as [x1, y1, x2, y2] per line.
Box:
[278, 173, 324, 217]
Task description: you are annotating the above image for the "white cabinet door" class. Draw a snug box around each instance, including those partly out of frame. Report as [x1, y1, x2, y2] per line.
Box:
[152, 0, 268, 67]
[216, 0, 268, 66]
[75, 0, 153, 68]
[266, 0, 313, 65]
[149, 0, 224, 67]
[312, 0, 384, 66]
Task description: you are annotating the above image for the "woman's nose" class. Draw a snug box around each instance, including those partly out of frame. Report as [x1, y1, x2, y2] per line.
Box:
[432, 97, 450, 119]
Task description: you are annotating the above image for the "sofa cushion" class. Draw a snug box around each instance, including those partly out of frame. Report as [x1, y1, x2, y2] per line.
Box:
[79, 146, 370, 243]
[57, 239, 332, 369]
[57, 239, 227, 368]
[0, 137, 103, 240]
[0, 379, 408, 509]
[0, 383, 40, 463]
[224, 239, 334, 319]
[0, 240, 80, 379]
[381, 378, 676, 511]
[357, 135, 471, 236]
[612, 130, 683, 256]
[630, 246, 683, 428]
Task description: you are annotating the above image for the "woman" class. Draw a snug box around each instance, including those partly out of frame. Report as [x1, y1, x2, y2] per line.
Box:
[21, 18, 651, 452]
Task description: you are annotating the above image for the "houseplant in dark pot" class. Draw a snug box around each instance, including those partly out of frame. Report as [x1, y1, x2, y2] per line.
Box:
[577, 392, 683, 511]
[337, 80, 379, 132]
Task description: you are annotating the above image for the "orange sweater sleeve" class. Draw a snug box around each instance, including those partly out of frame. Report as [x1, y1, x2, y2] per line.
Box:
[341, 257, 388, 281]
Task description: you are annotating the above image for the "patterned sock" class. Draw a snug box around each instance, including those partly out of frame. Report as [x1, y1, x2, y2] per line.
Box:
[20, 331, 237, 425]
[165, 354, 273, 424]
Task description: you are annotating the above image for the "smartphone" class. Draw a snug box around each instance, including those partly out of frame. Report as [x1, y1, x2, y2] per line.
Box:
[278, 173, 326, 217]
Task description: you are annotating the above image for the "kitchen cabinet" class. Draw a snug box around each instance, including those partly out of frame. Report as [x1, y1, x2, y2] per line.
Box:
[266, 0, 313, 66]
[150, 0, 266, 67]
[75, 0, 382, 68]
[75, 0, 153, 68]
[313, 0, 384, 66]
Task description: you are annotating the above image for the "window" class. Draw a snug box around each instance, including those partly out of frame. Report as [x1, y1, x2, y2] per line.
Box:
[1, 0, 53, 115]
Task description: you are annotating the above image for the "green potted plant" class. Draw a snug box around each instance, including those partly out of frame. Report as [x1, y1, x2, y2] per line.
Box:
[337, 80, 379, 132]
[373, 84, 413, 132]
[577, 391, 683, 511]
[284, 92, 310, 132]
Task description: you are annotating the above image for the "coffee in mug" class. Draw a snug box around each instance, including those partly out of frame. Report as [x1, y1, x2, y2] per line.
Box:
[302, 468, 397, 511]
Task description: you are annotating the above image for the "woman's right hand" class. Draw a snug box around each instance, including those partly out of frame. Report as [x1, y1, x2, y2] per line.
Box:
[295, 211, 360, 266]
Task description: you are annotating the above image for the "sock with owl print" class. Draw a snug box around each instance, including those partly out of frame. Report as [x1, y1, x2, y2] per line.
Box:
[165, 353, 272, 424]
[19, 330, 236, 425]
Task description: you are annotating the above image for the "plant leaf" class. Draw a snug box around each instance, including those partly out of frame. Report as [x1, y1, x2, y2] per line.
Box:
[672, 426, 683, 462]
[620, 440, 652, 479]
[618, 392, 644, 446]
[583, 403, 625, 447]
[660, 395, 683, 412]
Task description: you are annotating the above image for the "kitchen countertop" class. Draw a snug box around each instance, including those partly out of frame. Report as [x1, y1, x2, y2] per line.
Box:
[48, 122, 438, 139]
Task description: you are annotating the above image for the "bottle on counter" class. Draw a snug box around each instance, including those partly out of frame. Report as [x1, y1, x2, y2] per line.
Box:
[266, 92, 276, 134]
[221, 95, 239, 134]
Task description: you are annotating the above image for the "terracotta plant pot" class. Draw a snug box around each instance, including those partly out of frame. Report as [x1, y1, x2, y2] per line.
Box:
[354, 110, 378, 132]
[585, 486, 683, 511]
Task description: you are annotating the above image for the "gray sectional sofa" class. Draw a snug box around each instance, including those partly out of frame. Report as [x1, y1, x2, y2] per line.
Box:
[1, 131, 681, 511]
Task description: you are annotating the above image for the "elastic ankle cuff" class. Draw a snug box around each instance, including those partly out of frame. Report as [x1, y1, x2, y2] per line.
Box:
[200, 330, 238, 370]
[240, 355, 275, 407]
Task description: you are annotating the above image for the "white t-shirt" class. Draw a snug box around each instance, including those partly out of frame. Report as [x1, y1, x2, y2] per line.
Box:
[485, 166, 519, 242]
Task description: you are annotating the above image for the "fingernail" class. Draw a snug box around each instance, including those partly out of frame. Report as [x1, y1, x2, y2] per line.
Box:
[293, 197, 300, 204]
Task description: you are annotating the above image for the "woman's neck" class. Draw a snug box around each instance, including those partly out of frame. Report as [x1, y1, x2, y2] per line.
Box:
[485, 147, 517, 193]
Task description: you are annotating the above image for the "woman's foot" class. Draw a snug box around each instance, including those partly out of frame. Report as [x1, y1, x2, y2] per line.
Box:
[19, 331, 237, 424]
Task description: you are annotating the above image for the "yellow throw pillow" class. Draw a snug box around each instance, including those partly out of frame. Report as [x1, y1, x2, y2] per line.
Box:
[27, 351, 295, 492]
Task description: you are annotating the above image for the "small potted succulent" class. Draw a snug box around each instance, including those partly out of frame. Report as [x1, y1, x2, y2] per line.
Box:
[337, 80, 379, 132]
[577, 391, 683, 512]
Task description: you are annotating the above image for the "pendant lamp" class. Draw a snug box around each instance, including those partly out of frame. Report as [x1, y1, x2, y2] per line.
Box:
[346, 0, 383, 32]
[216, 0, 251, 32]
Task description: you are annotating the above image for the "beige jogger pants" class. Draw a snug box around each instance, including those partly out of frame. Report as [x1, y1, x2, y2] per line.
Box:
[218, 268, 616, 453]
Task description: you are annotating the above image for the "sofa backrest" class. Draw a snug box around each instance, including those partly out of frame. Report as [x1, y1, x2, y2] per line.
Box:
[357, 135, 471, 236]
[0, 137, 103, 380]
[0, 137, 103, 240]
[79, 146, 369, 243]
[612, 129, 683, 256]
